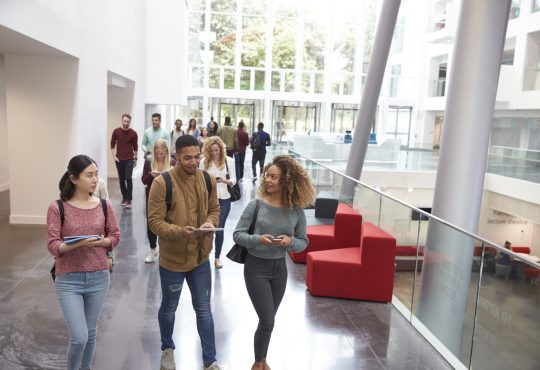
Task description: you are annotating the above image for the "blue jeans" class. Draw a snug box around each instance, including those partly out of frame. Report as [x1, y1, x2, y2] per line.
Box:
[158, 263, 217, 366]
[55, 270, 110, 370]
[215, 199, 231, 258]
[234, 152, 246, 180]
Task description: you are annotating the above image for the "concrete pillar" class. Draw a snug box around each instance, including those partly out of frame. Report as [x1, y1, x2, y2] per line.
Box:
[416, 0, 511, 360]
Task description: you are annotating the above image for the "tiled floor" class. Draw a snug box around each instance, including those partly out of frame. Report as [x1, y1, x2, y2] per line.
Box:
[0, 171, 452, 369]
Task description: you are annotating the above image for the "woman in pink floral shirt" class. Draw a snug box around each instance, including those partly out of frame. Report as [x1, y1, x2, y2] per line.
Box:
[47, 155, 120, 370]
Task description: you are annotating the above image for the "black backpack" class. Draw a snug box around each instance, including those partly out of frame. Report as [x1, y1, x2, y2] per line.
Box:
[161, 170, 212, 212]
[250, 133, 262, 150]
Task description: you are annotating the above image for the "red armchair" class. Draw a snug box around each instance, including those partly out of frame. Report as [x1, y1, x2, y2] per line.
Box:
[289, 203, 362, 263]
[306, 222, 396, 302]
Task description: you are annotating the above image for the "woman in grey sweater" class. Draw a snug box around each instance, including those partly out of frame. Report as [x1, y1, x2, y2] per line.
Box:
[233, 155, 316, 370]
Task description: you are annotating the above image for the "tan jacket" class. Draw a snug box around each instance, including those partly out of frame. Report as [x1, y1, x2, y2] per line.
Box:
[148, 165, 220, 272]
[217, 125, 238, 151]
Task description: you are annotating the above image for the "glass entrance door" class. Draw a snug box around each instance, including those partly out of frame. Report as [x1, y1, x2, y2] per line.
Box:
[387, 105, 412, 148]
[272, 101, 320, 141]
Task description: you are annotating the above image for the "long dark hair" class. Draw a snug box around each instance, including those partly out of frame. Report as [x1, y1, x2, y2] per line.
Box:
[59, 155, 97, 201]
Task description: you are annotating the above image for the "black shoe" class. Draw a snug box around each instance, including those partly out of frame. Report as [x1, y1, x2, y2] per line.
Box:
[252, 177, 257, 183]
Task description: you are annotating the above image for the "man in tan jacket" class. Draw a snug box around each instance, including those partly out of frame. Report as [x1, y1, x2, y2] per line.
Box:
[148, 135, 223, 370]
[217, 115, 237, 157]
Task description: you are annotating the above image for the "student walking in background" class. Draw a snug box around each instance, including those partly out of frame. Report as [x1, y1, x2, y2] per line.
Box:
[141, 139, 176, 263]
[200, 136, 236, 269]
[217, 116, 237, 157]
[187, 118, 201, 139]
[110, 113, 138, 207]
[235, 120, 250, 181]
[250, 122, 271, 182]
[170, 119, 185, 158]
[233, 155, 315, 370]
[47, 155, 120, 370]
[142, 113, 171, 160]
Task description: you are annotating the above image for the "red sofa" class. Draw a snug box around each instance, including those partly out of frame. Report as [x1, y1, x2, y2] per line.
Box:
[511, 246, 531, 254]
[306, 222, 396, 302]
[289, 203, 362, 263]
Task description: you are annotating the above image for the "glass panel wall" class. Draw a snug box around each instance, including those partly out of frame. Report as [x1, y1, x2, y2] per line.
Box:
[269, 143, 540, 369]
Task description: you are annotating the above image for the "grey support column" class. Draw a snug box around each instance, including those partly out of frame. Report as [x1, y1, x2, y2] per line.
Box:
[343, 0, 401, 197]
[416, 0, 511, 361]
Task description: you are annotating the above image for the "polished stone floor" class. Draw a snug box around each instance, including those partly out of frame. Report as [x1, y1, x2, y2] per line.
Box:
[0, 173, 452, 369]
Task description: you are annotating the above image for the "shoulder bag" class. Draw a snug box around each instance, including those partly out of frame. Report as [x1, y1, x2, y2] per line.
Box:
[225, 160, 241, 202]
[226, 200, 259, 264]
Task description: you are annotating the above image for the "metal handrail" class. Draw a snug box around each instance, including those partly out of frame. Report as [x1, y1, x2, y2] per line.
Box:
[273, 142, 540, 267]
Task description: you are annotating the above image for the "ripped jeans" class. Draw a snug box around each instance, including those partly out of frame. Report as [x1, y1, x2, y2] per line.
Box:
[158, 262, 217, 366]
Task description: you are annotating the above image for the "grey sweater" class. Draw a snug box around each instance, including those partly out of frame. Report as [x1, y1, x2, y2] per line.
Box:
[233, 199, 308, 259]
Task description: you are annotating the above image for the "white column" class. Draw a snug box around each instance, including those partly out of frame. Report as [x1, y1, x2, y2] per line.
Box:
[416, 0, 511, 358]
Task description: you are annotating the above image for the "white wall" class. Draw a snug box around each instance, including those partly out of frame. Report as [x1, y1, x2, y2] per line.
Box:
[0, 54, 8, 192]
[145, 0, 187, 105]
[6, 55, 78, 223]
[0, 0, 184, 224]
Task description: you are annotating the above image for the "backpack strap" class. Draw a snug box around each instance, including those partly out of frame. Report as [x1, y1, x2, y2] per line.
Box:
[162, 171, 173, 212]
[162, 170, 212, 213]
[57, 199, 65, 227]
[202, 170, 212, 199]
[57, 199, 107, 227]
[101, 199, 108, 226]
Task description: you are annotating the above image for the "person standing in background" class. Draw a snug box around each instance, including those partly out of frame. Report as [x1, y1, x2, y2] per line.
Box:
[110, 113, 138, 208]
[170, 119, 185, 159]
[235, 120, 249, 182]
[141, 113, 171, 160]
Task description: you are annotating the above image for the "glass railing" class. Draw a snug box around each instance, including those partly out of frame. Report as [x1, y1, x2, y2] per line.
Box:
[268, 143, 540, 370]
[278, 135, 540, 184]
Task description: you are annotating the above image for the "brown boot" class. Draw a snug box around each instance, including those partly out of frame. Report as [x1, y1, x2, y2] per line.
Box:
[251, 361, 264, 370]
[262, 358, 271, 370]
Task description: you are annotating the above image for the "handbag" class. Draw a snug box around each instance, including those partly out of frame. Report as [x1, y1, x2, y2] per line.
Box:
[226, 200, 260, 264]
[225, 160, 241, 202]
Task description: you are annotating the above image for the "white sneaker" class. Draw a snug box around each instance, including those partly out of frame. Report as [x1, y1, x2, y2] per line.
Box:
[160, 348, 176, 370]
[215, 258, 223, 269]
[145, 249, 158, 263]
[203, 362, 223, 370]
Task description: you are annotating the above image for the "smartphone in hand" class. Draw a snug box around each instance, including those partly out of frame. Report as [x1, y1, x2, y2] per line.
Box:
[270, 236, 283, 242]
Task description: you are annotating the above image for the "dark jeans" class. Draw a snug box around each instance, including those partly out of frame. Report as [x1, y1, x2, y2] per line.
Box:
[145, 197, 157, 249]
[252, 151, 266, 177]
[215, 199, 231, 258]
[234, 152, 246, 180]
[159, 263, 217, 366]
[243, 254, 287, 361]
[115, 160, 134, 201]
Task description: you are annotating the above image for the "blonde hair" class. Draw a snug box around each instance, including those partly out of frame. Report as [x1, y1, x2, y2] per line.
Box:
[202, 136, 226, 170]
[258, 155, 316, 209]
[151, 139, 171, 173]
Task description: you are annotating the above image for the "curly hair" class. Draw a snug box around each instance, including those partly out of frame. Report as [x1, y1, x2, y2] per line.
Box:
[202, 136, 226, 170]
[258, 155, 316, 209]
